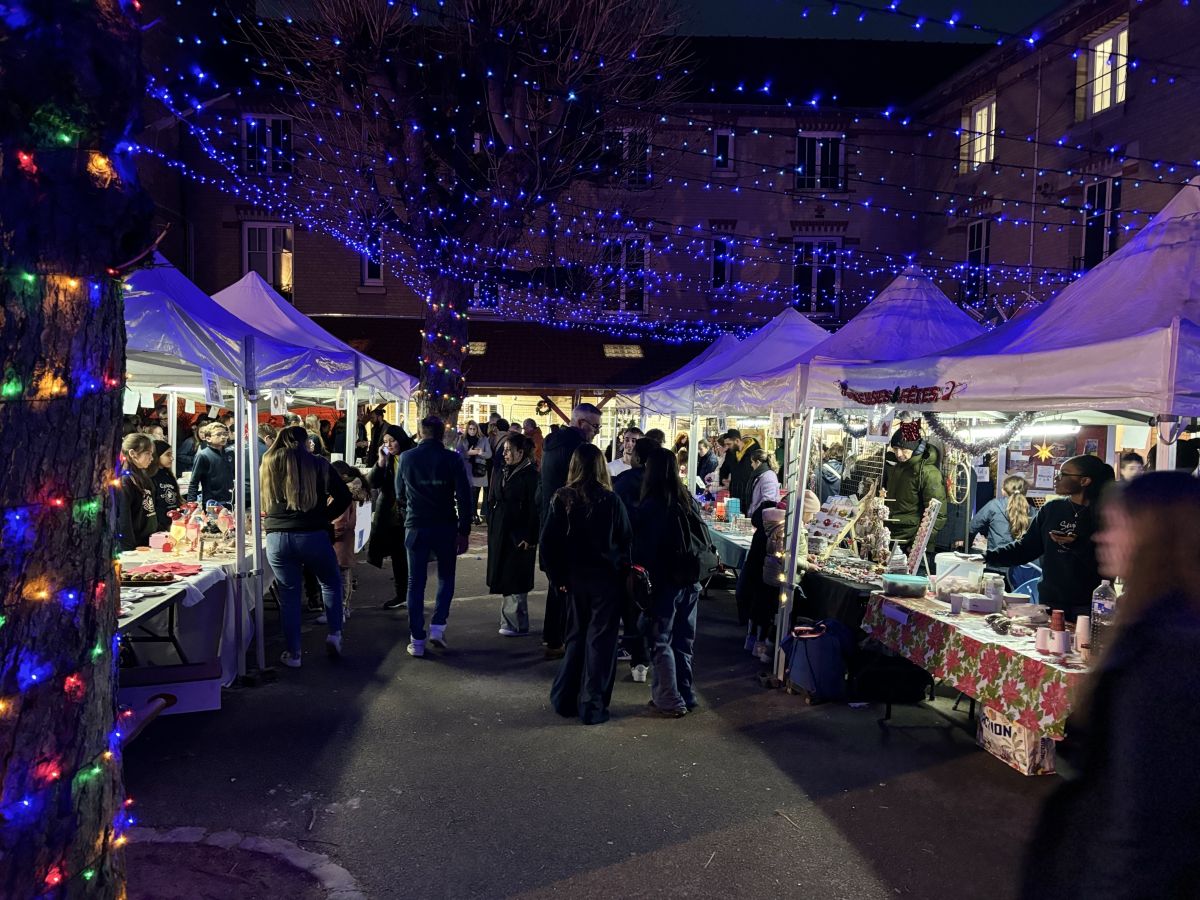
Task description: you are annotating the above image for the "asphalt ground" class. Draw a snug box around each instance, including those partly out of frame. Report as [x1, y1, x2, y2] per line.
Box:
[124, 531, 1054, 899]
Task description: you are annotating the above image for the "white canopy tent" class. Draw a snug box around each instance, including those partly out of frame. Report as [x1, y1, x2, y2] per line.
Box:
[804, 182, 1200, 419]
[211, 272, 416, 403]
[695, 269, 983, 414]
[124, 255, 360, 682]
[638, 332, 742, 416]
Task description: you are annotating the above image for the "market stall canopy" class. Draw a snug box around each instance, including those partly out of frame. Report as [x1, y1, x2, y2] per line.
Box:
[804, 181, 1200, 417]
[697, 269, 984, 413]
[637, 332, 742, 414]
[212, 272, 416, 400]
[124, 254, 356, 392]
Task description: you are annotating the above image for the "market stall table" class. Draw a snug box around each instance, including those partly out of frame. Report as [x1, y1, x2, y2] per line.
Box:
[705, 522, 752, 571]
[864, 592, 1089, 773]
[118, 549, 263, 687]
[795, 568, 880, 632]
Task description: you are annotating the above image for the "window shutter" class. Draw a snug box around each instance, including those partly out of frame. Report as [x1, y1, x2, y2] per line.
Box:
[1074, 50, 1089, 121]
[958, 110, 971, 174]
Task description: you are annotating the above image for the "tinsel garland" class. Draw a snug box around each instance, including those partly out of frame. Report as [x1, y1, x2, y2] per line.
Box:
[830, 408, 869, 439]
[925, 411, 1039, 456]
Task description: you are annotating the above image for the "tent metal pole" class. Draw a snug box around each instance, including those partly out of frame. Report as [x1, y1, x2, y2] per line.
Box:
[247, 390, 266, 673]
[345, 388, 359, 463]
[687, 403, 700, 495]
[775, 407, 815, 682]
[233, 383, 247, 680]
[167, 391, 179, 467]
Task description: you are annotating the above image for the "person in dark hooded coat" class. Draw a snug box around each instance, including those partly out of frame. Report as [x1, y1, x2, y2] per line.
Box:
[487, 434, 540, 635]
[367, 423, 415, 608]
[884, 421, 947, 549]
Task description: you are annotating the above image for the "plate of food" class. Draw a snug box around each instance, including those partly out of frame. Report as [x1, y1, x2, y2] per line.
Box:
[120, 572, 177, 586]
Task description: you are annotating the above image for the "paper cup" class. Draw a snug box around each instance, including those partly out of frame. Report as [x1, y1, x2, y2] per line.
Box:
[1074, 615, 1091, 651]
[1052, 630, 1072, 656]
[1035, 627, 1052, 654]
[948, 593, 963, 616]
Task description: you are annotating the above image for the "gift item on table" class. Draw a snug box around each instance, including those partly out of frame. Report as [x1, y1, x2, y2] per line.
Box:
[935, 575, 982, 603]
[962, 592, 1004, 613]
[854, 494, 892, 565]
[881, 573, 929, 599]
[885, 541, 908, 574]
[982, 573, 1006, 604]
[1005, 603, 1047, 624]
[128, 562, 203, 576]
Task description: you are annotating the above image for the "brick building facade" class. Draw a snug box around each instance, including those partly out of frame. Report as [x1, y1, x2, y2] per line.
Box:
[138, 0, 1200, 388]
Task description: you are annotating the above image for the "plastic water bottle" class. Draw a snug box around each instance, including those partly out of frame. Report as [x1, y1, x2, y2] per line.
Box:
[1090, 580, 1118, 658]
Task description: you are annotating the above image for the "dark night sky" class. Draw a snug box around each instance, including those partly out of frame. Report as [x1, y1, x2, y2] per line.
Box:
[684, 0, 1068, 42]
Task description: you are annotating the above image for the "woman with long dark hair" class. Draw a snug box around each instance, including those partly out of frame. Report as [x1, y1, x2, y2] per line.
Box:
[987, 455, 1114, 620]
[368, 423, 415, 609]
[540, 443, 632, 725]
[261, 426, 352, 666]
[1022, 471, 1200, 899]
[632, 446, 702, 717]
[146, 439, 181, 530]
[118, 433, 160, 551]
[456, 419, 492, 524]
[487, 433, 540, 635]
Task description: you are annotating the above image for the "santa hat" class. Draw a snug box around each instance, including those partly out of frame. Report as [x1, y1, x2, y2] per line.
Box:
[890, 420, 923, 451]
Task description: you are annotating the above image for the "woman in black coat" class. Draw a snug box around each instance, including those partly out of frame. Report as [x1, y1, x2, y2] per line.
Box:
[367, 424, 415, 609]
[487, 433, 540, 636]
[1022, 472, 1200, 900]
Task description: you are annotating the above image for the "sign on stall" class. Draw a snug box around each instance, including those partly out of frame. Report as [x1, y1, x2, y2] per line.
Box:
[269, 390, 287, 416]
[202, 369, 222, 407]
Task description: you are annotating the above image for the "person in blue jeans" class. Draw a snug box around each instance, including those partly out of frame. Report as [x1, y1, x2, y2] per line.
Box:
[395, 415, 473, 657]
[261, 426, 352, 668]
[631, 447, 703, 717]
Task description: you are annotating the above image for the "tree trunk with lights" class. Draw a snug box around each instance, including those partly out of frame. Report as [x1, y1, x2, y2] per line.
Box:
[0, 1, 152, 896]
[418, 274, 470, 422]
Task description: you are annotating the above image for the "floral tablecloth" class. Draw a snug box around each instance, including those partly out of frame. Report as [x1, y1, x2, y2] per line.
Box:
[863, 593, 1089, 740]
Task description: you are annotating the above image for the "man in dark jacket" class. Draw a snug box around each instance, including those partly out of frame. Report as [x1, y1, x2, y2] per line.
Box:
[395, 416, 473, 657]
[884, 424, 948, 550]
[186, 421, 235, 504]
[536, 402, 602, 655]
[362, 405, 389, 463]
[718, 429, 760, 510]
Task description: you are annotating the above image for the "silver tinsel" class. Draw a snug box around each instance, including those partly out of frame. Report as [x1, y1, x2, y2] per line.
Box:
[925, 411, 1039, 456]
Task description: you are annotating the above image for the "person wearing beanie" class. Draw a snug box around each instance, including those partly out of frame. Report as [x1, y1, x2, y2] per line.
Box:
[884, 420, 947, 550]
[147, 439, 182, 528]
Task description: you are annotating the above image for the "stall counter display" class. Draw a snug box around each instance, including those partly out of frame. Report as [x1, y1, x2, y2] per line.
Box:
[864, 592, 1090, 773]
[806, 495, 860, 559]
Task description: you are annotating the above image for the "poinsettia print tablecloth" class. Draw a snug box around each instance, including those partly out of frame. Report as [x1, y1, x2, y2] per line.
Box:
[863, 593, 1089, 740]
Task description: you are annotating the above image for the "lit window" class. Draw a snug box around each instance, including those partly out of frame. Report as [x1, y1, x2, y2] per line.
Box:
[792, 239, 840, 313]
[467, 341, 487, 355]
[713, 130, 733, 170]
[795, 136, 844, 191]
[970, 97, 996, 168]
[242, 115, 293, 175]
[242, 222, 294, 300]
[1088, 23, 1128, 116]
[603, 344, 643, 358]
[599, 237, 646, 313]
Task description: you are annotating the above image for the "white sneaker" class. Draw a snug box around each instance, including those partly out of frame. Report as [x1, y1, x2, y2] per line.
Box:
[406, 640, 425, 658]
[316, 613, 328, 625]
[280, 651, 301, 669]
[428, 625, 448, 649]
[631, 664, 649, 683]
[756, 642, 773, 663]
[498, 627, 519, 636]
[325, 634, 342, 658]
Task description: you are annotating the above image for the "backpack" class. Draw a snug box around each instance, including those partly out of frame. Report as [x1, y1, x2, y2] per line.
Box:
[665, 501, 719, 586]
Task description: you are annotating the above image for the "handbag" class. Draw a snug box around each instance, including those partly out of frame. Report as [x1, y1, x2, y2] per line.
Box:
[626, 564, 653, 612]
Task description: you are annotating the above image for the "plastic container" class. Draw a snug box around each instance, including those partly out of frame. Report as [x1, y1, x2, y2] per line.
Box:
[882, 573, 930, 598]
[934, 552, 985, 591]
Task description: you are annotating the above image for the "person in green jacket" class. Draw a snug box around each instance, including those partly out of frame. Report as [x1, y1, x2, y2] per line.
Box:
[884, 422, 948, 550]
